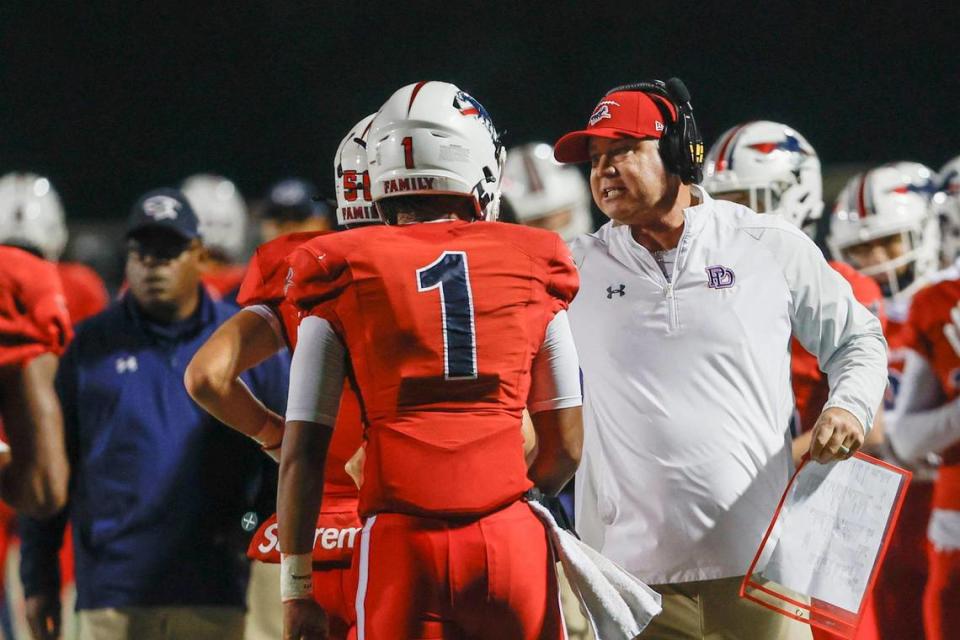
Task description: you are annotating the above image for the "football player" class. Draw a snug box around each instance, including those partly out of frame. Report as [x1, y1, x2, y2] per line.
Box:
[828, 162, 939, 640]
[181, 173, 250, 301]
[0, 173, 99, 640]
[934, 156, 960, 267]
[883, 249, 960, 639]
[279, 81, 583, 639]
[185, 114, 380, 640]
[0, 172, 109, 324]
[502, 142, 594, 241]
[0, 246, 72, 516]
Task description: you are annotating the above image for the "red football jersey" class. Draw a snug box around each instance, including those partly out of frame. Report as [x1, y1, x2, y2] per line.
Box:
[901, 278, 960, 510]
[288, 220, 579, 518]
[791, 261, 887, 433]
[0, 247, 72, 368]
[237, 230, 361, 504]
[57, 262, 109, 324]
[201, 263, 248, 300]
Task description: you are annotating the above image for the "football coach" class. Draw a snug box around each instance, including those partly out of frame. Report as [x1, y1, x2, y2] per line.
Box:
[553, 79, 888, 639]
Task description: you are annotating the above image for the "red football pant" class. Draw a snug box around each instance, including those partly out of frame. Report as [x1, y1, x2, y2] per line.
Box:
[871, 480, 932, 640]
[353, 500, 565, 640]
[313, 565, 357, 640]
[924, 545, 960, 640]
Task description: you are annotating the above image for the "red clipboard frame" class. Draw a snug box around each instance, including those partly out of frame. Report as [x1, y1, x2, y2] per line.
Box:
[739, 452, 912, 638]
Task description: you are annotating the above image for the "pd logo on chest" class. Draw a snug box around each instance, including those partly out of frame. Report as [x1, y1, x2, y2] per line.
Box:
[705, 265, 735, 289]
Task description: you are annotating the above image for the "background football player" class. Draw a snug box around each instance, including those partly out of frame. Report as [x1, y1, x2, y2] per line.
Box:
[828, 161, 939, 639]
[258, 177, 334, 242]
[181, 173, 250, 301]
[502, 142, 594, 241]
[0, 172, 109, 324]
[883, 233, 960, 639]
[934, 155, 960, 268]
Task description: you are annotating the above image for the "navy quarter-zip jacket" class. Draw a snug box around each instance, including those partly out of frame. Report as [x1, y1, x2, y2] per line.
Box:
[20, 288, 289, 609]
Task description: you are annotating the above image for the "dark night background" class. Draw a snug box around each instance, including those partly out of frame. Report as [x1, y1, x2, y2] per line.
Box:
[1, 1, 957, 224]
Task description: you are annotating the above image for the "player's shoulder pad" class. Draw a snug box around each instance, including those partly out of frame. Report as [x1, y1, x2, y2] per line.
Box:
[911, 276, 960, 317]
[237, 231, 329, 307]
[829, 261, 881, 298]
[0, 248, 72, 361]
[286, 226, 384, 311]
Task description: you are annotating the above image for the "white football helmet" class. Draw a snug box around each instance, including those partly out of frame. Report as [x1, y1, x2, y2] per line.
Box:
[180, 174, 248, 261]
[702, 121, 823, 230]
[0, 172, 68, 260]
[334, 113, 379, 227]
[935, 155, 960, 265]
[367, 81, 505, 223]
[828, 162, 939, 300]
[501, 142, 592, 241]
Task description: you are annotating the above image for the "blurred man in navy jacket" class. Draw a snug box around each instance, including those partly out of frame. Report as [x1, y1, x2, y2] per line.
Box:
[20, 188, 289, 640]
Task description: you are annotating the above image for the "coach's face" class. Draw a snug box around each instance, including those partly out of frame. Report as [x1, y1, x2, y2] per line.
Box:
[126, 228, 205, 320]
[589, 137, 678, 224]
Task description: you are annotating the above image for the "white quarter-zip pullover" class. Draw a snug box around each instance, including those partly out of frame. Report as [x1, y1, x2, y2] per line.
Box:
[569, 187, 887, 584]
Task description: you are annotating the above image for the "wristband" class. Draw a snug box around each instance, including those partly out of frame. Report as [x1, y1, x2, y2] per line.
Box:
[280, 553, 313, 601]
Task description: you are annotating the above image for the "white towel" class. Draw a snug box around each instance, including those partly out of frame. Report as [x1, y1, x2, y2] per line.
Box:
[528, 500, 662, 639]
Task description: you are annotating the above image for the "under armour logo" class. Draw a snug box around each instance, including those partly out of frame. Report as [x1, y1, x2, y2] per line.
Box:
[115, 356, 138, 374]
[142, 195, 181, 221]
[706, 265, 735, 289]
[606, 284, 626, 298]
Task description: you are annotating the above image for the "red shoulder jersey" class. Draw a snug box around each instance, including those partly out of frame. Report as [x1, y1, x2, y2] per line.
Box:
[201, 263, 248, 300]
[288, 220, 579, 518]
[238, 231, 328, 347]
[237, 230, 361, 504]
[791, 261, 887, 433]
[901, 278, 960, 509]
[56, 262, 108, 324]
[0, 247, 72, 369]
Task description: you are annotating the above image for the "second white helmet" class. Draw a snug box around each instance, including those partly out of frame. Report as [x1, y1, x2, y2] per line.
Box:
[334, 113, 379, 227]
[828, 162, 939, 300]
[0, 172, 68, 260]
[180, 174, 248, 261]
[367, 81, 505, 223]
[501, 142, 592, 241]
[935, 155, 960, 265]
[702, 121, 823, 230]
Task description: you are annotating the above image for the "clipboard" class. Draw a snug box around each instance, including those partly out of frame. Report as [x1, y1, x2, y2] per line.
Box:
[740, 452, 912, 639]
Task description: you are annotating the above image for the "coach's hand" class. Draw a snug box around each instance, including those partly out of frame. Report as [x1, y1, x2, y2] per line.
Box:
[283, 599, 329, 640]
[809, 407, 865, 463]
[25, 592, 60, 640]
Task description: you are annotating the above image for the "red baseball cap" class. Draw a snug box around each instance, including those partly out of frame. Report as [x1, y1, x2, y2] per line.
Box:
[554, 91, 677, 164]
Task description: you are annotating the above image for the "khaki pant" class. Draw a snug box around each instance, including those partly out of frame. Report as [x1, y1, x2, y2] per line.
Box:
[558, 563, 595, 640]
[244, 562, 283, 640]
[637, 576, 812, 640]
[78, 606, 245, 640]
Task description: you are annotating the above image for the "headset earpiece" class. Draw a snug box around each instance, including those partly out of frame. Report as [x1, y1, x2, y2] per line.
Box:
[604, 77, 704, 184]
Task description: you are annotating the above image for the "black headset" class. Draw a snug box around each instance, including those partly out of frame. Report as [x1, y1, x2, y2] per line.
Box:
[604, 77, 704, 185]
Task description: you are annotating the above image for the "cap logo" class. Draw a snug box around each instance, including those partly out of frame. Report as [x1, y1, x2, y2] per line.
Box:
[589, 100, 619, 127]
[655, 121, 665, 132]
[142, 195, 181, 221]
